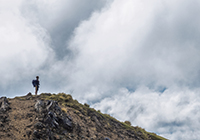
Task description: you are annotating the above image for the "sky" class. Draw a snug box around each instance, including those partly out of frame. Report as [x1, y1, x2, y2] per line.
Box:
[1, 0, 200, 139]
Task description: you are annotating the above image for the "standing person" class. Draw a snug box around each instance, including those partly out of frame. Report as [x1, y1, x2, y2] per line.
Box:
[32, 76, 40, 95]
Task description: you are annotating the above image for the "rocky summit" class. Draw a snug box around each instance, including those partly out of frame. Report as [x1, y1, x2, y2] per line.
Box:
[0, 93, 167, 140]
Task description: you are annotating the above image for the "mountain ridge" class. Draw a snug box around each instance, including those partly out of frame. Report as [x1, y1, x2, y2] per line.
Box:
[0, 93, 167, 140]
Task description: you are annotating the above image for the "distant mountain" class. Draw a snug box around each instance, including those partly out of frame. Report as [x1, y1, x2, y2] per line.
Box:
[0, 93, 167, 140]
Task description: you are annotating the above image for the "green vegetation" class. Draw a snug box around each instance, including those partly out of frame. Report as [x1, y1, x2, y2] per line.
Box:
[124, 120, 131, 126]
[84, 103, 90, 108]
[40, 93, 89, 115]
[38, 93, 167, 140]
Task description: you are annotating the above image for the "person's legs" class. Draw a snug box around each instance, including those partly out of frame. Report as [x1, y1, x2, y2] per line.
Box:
[35, 85, 38, 95]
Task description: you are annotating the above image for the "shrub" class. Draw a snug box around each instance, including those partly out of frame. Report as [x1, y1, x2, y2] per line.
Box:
[84, 103, 90, 108]
[124, 121, 131, 126]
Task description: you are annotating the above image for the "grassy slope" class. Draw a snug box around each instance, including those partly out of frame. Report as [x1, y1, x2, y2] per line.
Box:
[38, 93, 167, 140]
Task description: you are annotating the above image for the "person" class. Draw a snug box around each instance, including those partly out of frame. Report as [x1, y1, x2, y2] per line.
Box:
[32, 76, 40, 95]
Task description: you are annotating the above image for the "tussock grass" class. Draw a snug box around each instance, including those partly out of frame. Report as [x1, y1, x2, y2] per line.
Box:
[124, 121, 131, 126]
[61, 107, 68, 113]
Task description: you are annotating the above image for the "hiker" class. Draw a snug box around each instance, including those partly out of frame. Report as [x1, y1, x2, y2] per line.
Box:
[32, 76, 40, 95]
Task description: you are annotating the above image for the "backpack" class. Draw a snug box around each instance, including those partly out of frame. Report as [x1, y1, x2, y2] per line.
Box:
[32, 80, 36, 87]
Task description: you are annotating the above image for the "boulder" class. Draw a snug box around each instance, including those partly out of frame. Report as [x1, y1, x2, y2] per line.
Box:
[35, 100, 45, 113]
[44, 111, 59, 128]
[0, 97, 10, 112]
[26, 92, 32, 100]
[46, 100, 61, 115]
[33, 100, 73, 139]
[26, 92, 32, 96]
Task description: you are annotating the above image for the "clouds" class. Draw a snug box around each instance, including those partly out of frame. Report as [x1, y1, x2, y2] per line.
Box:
[0, 0, 109, 95]
[21, 0, 108, 59]
[67, 0, 156, 94]
[1, 0, 200, 139]
[0, 0, 53, 92]
[65, 0, 200, 139]
[67, 0, 200, 94]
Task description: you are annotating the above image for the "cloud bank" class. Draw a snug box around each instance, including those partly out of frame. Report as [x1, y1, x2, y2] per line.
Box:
[1, 0, 200, 139]
[0, 0, 54, 95]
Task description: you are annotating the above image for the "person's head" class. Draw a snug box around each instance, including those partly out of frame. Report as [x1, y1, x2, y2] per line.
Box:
[36, 76, 39, 80]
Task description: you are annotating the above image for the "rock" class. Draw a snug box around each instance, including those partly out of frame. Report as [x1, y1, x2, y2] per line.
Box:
[26, 92, 32, 100]
[61, 115, 73, 131]
[34, 122, 45, 129]
[0, 97, 10, 112]
[44, 111, 59, 128]
[62, 130, 68, 136]
[46, 100, 61, 115]
[33, 130, 40, 139]
[26, 92, 32, 96]
[33, 100, 74, 139]
[35, 100, 45, 113]
[0, 114, 8, 122]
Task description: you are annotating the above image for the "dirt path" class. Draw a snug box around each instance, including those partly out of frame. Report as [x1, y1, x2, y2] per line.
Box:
[7, 99, 37, 140]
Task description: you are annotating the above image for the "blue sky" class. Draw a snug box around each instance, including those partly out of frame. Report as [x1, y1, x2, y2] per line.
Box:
[1, 0, 200, 139]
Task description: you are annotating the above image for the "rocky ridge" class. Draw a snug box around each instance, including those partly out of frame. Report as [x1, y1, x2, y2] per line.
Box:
[0, 93, 167, 140]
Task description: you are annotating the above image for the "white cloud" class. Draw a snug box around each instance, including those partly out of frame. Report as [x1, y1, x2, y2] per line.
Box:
[21, 0, 109, 59]
[0, 0, 54, 93]
[1, 0, 200, 139]
[0, 0, 109, 95]
[67, 0, 200, 96]
[65, 0, 200, 139]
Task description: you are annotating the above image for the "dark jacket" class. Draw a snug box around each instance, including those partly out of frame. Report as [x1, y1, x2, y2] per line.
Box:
[32, 80, 40, 87]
